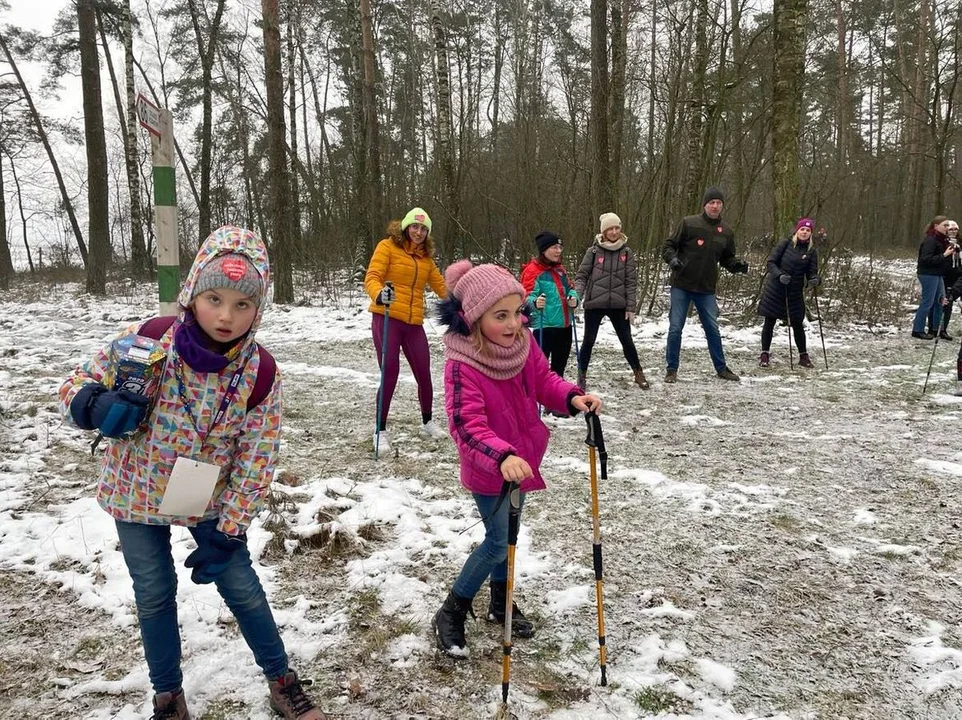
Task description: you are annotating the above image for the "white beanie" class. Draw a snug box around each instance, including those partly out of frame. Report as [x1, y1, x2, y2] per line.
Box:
[600, 213, 622, 234]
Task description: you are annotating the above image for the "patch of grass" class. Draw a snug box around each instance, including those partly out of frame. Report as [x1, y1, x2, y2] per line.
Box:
[769, 513, 802, 533]
[633, 685, 693, 713]
[198, 699, 250, 719]
[72, 635, 106, 661]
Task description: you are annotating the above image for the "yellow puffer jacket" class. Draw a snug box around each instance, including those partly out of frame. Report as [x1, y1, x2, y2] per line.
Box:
[364, 222, 447, 325]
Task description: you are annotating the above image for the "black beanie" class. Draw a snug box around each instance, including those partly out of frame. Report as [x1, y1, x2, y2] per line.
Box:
[535, 231, 561, 254]
[702, 186, 725, 205]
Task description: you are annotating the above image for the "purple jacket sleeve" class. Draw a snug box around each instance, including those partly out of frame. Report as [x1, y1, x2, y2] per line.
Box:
[529, 343, 580, 415]
[446, 362, 517, 475]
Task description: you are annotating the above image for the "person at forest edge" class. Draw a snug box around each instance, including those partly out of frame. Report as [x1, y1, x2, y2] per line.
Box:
[912, 215, 952, 340]
[935, 220, 961, 340]
[757, 217, 821, 368]
[431, 259, 602, 657]
[520, 231, 579, 381]
[58, 226, 325, 720]
[364, 207, 447, 453]
[574, 213, 650, 390]
[662, 186, 749, 382]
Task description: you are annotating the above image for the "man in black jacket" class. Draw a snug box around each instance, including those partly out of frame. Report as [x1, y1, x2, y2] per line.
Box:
[662, 187, 749, 383]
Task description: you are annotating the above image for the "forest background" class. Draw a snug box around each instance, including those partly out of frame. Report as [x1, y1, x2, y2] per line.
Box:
[0, 0, 958, 321]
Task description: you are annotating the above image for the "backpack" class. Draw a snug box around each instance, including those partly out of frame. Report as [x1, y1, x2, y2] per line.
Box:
[139, 316, 276, 412]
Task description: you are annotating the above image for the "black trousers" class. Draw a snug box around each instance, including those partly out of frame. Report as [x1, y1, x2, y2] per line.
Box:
[761, 316, 807, 354]
[578, 308, 641, 372]
[535, 326, 573, 378]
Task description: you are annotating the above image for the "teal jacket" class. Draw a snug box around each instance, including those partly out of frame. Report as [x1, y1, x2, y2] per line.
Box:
[520, 258, 577, 330]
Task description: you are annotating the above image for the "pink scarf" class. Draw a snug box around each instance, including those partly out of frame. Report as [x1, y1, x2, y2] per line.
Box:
[443, 329, 530, 380]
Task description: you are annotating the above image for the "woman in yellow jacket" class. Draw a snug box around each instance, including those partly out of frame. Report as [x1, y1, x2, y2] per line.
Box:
[365, 207, 447, 452]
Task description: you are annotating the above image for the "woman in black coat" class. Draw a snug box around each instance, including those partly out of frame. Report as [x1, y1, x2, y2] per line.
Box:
[757, 218, 820, 368]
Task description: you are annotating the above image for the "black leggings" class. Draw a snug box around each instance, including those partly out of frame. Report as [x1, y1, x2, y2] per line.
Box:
[579, 308, 641, 372]
[534, 326, 573, 379]
[761, 316, 807, 354]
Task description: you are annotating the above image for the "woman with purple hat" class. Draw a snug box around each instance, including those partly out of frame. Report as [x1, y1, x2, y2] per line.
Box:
[756, 217, 821, 368]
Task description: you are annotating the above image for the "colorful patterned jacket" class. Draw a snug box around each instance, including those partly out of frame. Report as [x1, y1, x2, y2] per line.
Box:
[58, 227, 281, 537]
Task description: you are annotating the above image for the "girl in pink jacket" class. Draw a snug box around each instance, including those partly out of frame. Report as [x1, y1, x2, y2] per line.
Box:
[432, 259, 602, 657]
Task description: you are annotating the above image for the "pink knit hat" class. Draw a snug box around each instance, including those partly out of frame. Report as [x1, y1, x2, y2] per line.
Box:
[794, 217, 814, 233]
[445, 260, 526, 326]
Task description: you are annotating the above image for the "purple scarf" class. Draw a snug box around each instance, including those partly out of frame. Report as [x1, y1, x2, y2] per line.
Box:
[173, 313, 237, 372]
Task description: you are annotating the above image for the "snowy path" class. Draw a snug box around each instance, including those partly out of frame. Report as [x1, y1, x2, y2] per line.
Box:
[2, 281, 962, 718]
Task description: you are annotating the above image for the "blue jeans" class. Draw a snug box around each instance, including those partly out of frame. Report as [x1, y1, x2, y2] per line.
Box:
[913, 274, 945, 334]
[452, 491, 526, 599]
[115, 519, 289, 693]
[666, 287, 727, 372]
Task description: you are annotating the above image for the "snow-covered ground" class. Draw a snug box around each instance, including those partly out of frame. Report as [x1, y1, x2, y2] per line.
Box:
[3, 275, 962, 719]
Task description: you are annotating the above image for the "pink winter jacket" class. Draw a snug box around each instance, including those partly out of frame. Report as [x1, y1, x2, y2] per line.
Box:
[444, 342, 581, 495]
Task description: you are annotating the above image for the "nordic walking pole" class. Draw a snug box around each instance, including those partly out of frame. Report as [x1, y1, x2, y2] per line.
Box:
[572, 310, 581, 383]
[537, 294, 545, 414]
[923, 303, 943, 395]
[374, 281, 393, 460]
[496, 482, 522, 720]
[784, 285, 794, 370]
[584, 411, 608, 686]
[811, 285, 829, 369]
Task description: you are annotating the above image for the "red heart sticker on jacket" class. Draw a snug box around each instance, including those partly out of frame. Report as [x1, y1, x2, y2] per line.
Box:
[597, 257, 604, 264]
[221, 257, 248, 281]
[717, 226, 723, 233]
[697, 238, 705, 246]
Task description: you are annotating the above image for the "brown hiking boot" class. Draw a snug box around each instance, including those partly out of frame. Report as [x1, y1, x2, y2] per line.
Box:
[633, 367, 650, 390]
[799, 353, 815, 368]
[664, 369, 678, 384]
[716, 367, 740, 381]
[269, 671, 327, 719]
[151, 690, 190, 720]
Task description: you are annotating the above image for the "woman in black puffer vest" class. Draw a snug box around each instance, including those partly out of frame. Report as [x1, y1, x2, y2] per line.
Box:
[757, 218, 820, 368]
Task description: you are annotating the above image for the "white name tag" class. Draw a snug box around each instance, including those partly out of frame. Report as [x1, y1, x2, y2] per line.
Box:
[158, 457, 222, 516]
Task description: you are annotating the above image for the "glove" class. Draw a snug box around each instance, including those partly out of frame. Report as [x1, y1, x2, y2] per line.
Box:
[567, 294, 578, 308]
[948, 286, 959, 303]
[376, 284, 396, 305]
[668, 255, 684, 271]
[732, 259, 749, 274]
[535, 294, 546, 309]
[185, 525, 247, 584]
[779, 274, 792, 285]
[70, 383, 150, 437]
[807, 276, 821, 288]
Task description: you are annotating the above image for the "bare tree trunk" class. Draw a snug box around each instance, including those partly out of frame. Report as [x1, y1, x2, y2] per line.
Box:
[609, 0, 628, 195]
[97, 6, 150, 279]
[0, 152, 10, 289]
[9, 158, 33, 272]
[359, 0, 384, 251]
[286, 9, 303, 256]
[772, 0, 809, 237]
[590, 0, 612, 212]
[684, 0, 708, 209]
[0, 32, 87, 266]
[262, 0, 294, 302]
[79, 0, 110, 294]
[431, 0, 458, 260]
[187, 0, 226, 245]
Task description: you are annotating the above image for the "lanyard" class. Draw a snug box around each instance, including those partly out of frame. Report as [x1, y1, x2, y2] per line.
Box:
[175, 349, 252, 443]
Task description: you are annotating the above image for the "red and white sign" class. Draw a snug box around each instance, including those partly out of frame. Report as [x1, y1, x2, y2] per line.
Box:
[136, 93, 162, 137]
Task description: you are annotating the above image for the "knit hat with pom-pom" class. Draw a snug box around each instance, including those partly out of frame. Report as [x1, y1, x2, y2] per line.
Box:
[444, 260, 526, 327]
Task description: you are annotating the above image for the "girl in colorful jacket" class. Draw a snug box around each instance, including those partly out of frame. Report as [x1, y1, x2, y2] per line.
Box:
[364, 207, 447, 453]
[574, 212, 649, 390]
[58, 227, 325, 720]
[520, 230, 579, 380]
[431, 259, 602, 657]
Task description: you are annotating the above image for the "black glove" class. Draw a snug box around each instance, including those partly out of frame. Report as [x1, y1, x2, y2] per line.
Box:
[807, 276, 821, 288]
[779, 274, 792, 285]
[948, 287, 959, 303]
[376, 284, 396, 306]
[185, 525, 247, 584]
[668, 255, 684, 271]
[731, 259, 749, 274]
[70, 383, 150, 437]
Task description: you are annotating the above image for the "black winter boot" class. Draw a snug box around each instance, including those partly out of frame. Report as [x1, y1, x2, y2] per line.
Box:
[432, 592, 474, 657]
[487, 581, 535, 638]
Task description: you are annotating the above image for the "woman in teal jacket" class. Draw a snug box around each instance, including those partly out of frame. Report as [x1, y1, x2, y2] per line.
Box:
[520, 231, 579, 380]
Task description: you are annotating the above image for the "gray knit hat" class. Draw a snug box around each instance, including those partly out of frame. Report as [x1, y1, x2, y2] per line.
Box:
[191, 252, 262, 305]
